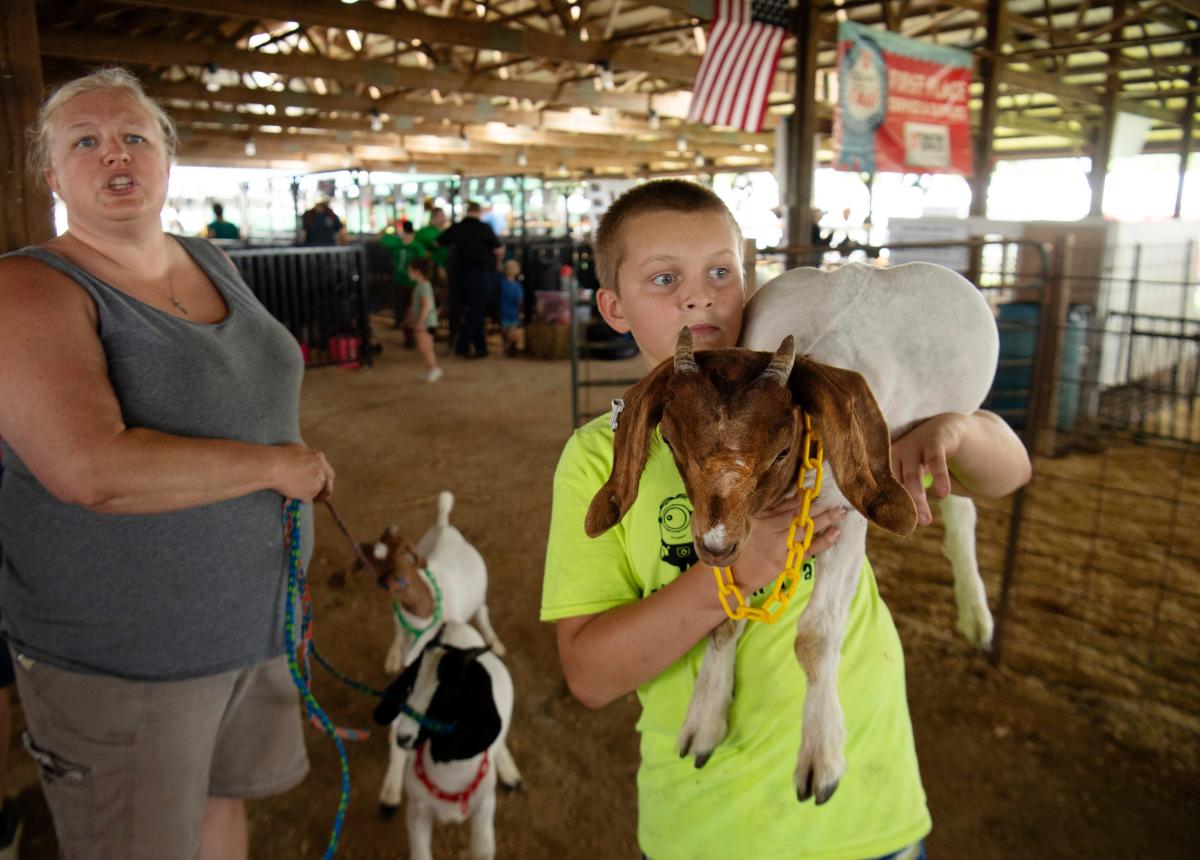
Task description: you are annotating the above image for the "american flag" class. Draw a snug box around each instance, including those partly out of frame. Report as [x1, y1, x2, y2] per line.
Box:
[686, 0, 790, 133]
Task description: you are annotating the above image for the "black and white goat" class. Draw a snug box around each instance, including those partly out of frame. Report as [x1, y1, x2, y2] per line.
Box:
[373, 621, 521, 860]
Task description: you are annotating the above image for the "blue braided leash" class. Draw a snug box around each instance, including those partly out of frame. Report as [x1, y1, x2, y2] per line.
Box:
[282, 499, 352, 860]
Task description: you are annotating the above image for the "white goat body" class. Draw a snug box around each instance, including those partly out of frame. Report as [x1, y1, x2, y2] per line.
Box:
[384, 490, 505, 673]
[375, 621, 521, 860]
[680, 262, 1000, 802]
[379, 491, 505, 813]
[741, 262, 999, 649]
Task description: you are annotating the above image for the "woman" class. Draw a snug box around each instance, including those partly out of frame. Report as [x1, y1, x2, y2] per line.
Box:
[0, 68, 335, 860]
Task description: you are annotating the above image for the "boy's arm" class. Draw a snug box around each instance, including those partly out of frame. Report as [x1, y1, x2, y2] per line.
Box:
[556, 500, 846, 709]
[890, 409, 1032, 526]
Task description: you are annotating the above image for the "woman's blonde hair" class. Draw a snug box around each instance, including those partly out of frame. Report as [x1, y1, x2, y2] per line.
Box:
[30, 67, 177, 183]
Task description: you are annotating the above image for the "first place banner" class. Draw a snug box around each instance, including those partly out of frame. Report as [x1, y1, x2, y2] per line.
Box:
[833, 21, 974, 176]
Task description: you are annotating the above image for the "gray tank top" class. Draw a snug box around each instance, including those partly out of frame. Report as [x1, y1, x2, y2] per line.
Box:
[0, 236, 314, 680]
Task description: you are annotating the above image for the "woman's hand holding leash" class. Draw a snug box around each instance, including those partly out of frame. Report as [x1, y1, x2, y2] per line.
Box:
[273, 443, 336, 501]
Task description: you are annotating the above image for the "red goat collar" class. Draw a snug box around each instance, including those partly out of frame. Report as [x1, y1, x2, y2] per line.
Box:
[413, 743, 490, 815]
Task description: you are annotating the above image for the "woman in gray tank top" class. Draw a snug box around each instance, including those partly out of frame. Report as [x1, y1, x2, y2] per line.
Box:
[0, 68, 335, 860]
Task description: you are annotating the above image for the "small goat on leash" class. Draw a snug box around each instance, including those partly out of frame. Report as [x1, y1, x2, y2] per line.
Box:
[586, 262, 999, 804]
[346, 491, 506, 673]
[373, 621, 522, 860]
[344, 491, 506, 811]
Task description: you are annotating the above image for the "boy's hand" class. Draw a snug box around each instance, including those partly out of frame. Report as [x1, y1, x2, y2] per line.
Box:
[890, 412, 968, 526]
[729, 500, 847, 592]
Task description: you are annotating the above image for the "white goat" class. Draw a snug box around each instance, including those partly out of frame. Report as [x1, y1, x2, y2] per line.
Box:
[586, 262, 999, 804]
[354, 491, 505, 811]
[373, 621, 522, 860]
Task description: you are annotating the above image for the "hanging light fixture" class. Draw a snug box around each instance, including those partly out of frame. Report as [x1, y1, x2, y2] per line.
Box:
[648, 109, 660, 131]
[676, 133, 687, 153]
[369, 107, 384, 132]
[517, 149, 529, 168]
[244, 138, 257, 157]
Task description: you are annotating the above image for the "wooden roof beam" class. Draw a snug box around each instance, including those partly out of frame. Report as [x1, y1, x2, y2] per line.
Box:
[114, 0, 700, 80]
[142, 80, 770, 146]
[39, 28, 694, 117]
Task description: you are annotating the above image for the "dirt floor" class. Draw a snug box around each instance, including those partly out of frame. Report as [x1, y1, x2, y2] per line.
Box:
[9, 322, 1199, 859]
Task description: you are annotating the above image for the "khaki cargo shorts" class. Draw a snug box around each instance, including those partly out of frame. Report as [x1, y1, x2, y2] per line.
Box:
[12, 650, 309, 860]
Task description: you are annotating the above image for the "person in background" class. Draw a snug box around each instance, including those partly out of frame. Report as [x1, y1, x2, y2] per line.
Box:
[481, 203, 506, 237]
[0, 66, 334, 860]
[206, 202, 240, 241]
[299, 197, 345, 246]
[378, 219, 428, 334]
[499, 258, 524, 357]
[415, 207, 450, 341]
[437, 201, 501, 359]
[406, 256, 442, 383]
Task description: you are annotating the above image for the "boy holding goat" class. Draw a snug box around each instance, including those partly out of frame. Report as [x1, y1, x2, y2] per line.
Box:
[541, 179, 1030, 860]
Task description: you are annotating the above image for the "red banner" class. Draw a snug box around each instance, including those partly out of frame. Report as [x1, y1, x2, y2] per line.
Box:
[833, 21, 974, 176]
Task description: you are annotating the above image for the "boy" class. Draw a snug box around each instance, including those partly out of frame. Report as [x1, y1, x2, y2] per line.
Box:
[541, 180, 1031, 860]
[499, 258, 524, 356]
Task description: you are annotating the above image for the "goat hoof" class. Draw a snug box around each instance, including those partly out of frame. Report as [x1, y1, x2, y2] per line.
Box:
[693, 751, 712, 769]
[815, 779, 839, 805]
[379, 803, 398, 820]
[500, 778, 522, 793]
[796, 768, 815, 802]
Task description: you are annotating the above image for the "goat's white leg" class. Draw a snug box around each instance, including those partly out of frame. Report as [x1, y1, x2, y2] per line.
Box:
[793, 504, 866, 805]
[492, 739, 522, 790]
[938, 494, 993, 650]
[468, 789, 498, 860]
[677, 618, 746, 767]
[405, 796, 435, 860]
[385, 614, 410, 675]
[378, 720, 409, 817]
[472, 604, 506, 657]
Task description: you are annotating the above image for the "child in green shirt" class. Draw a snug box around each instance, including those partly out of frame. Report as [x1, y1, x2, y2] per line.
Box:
[541, 180, 1031, 860]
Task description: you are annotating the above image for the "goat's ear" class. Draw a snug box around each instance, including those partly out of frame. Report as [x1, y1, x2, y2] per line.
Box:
[788, 357, 917, 535]
[585, 357, 675, 537]
[428, 661, 502, 763]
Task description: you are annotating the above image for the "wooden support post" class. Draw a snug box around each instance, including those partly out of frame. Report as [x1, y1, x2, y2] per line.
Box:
[969, 0, 1002, 218]
[1030, 236, 1075, 458]
[1089, 1, 1123, 219]
[784, 2, 820, 270]
[1173, 45, 1198, 220]
[0, 0, 53, 252]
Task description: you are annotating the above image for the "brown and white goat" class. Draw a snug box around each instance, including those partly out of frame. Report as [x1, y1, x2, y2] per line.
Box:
[586, 262, 999, 804]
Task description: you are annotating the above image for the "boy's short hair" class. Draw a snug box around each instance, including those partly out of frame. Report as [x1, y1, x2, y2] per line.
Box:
[408, 256, 433, 279]
[594, 179, 742, 295]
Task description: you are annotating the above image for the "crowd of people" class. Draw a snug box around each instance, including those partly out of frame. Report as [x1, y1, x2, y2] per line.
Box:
[0, 66, 1032, 860]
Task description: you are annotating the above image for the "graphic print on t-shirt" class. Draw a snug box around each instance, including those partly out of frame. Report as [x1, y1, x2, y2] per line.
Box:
[657, 492, 816, 597]
[658, 493, 697, 572]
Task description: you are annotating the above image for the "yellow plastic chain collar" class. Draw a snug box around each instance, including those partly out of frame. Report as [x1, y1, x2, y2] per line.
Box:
[712, 414, 824, 624]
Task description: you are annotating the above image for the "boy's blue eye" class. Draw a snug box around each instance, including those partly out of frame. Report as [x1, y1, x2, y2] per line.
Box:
[74, 136, 96, 148]
[126, 134, 146, 144]
[651, 273, 676, 287]
[709, 266, 730, 280]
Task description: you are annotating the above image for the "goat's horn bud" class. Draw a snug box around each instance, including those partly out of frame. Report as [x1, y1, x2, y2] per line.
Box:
[674, 327, 698, 373]
[760, 335, 795, 384]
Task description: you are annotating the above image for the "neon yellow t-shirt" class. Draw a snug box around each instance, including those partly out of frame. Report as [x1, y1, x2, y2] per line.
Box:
[542, 415, 931, 860]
